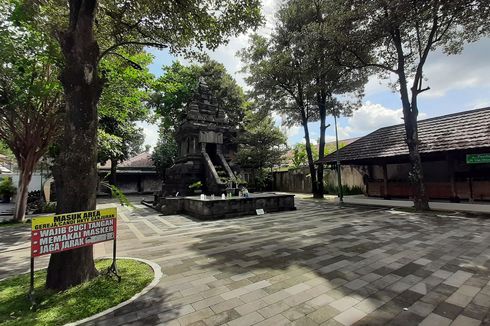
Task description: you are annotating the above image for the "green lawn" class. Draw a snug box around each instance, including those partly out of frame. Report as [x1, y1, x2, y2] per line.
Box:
[0, 259, 154, 326]
[0, 220, 30, 228]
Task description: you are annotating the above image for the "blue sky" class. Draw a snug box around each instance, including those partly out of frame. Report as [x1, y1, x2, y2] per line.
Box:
[139, 0, 490, 149]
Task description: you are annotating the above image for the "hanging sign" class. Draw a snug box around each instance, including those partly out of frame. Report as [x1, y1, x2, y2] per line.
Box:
[466, 153, 490, 164]
[31, 207, 117, 257]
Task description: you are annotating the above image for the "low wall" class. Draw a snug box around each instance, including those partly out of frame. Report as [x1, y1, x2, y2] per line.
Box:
[272, 166, 365, 194]
[155, 193, 296, 220]
[272, 168, 312, 193]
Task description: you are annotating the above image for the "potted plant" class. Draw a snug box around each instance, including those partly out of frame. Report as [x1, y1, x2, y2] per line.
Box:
[188, 181, 203, 194]
[0, 177, 16, 203]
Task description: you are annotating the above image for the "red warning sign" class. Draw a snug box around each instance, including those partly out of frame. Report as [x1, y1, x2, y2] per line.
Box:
[31, 208, 117, 257]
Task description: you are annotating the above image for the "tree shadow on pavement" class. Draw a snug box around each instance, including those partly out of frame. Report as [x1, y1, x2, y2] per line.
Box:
[183, 201, 490, 325]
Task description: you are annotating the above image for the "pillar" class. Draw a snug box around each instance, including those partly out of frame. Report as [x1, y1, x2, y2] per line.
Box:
[382, 163, 389, 199]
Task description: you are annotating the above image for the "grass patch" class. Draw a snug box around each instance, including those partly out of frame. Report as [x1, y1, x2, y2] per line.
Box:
[0, 219, 30, 228]
[0, 259, 154, 326]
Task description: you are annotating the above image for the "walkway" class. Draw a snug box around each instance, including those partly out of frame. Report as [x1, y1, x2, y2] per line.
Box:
[1, 198, 490, 325]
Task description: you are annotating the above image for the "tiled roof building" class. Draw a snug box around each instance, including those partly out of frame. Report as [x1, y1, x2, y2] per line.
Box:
[318, 107, 490, 164]
[317, 108, 490, 201]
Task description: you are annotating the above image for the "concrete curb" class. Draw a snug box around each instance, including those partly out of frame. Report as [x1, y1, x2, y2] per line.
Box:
[65, 257, 163, 326]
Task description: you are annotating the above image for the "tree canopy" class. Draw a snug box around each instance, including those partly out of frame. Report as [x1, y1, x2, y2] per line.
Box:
[152, 128, 178, 179]
[0, 0, 63, 221]
[97, 51, 154, 184]
[239, 0, 367, 197]
[328, 0, 490, 210]
[151, 58, 247, 130]
[235, 106, 287, 170]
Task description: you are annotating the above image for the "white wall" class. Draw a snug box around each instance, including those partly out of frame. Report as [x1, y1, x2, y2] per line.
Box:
[2, 172, 44, 192]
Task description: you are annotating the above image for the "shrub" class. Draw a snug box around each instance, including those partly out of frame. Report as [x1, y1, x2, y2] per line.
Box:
[324, 183, 364, 196]
[189, 181, 203, 190]
[0, 177, 15, 197]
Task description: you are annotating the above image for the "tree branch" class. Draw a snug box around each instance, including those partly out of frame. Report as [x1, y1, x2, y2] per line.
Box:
[343, 46, 399, 74]
[98, 41, 168, 65]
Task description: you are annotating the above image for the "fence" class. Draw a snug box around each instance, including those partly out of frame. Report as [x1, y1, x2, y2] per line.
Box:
[271, 166, 365, 194]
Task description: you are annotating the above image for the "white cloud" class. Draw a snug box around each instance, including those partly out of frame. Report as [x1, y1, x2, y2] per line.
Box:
[284, 125, 301, 139]
[348, 102, 404, 133]
[420, 38, 490, 98]
[346, 102, 428, 135]
[137, 121, 159, 151]
[363, 37, 490, 98]
[468, 98, 490, 110]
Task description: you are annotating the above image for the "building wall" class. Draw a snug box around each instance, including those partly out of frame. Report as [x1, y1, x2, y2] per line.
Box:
[371, 161, 450, 182]
[366, 158, 490, 201]
[3, 172, 44, 192]
[98, 172, 161, 194]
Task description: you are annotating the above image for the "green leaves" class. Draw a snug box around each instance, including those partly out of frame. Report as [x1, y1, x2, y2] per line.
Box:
[291, 143, 318, 169]
[236, 107, 287, 170]
[97, 51, 153, 165]
[151, 129, 177, 177]
[151, 58, 247, 129]
[95, 0, 263, 57]
[0, 0, 63, 162]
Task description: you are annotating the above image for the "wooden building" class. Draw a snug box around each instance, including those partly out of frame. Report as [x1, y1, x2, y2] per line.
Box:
[317, 108, 490, 202]
[98, 152, 160, 194]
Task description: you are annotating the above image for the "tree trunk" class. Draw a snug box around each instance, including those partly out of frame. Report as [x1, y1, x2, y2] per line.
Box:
[404, 108, 429, 211]
[314, 94, 327, 199]
[300, 108, 318, 195]
[397, 67, 429, 211]
[46, 0, 102, 290]
[110, 158, 117, 186]
[13, 162, 34, 222]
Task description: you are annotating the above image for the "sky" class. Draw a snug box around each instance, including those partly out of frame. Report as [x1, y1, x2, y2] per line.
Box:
[138, 0, 490, 149]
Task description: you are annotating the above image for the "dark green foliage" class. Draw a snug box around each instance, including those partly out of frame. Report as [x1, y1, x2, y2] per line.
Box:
[152, 129, 178, 178]
[97, 51, 154, 167]
[236, 107, 287, 170]
[254, 170, 272, 191]
[151, 59, 247, 129]
[0, 177, 15, 198]
[324, 184, 364, 196]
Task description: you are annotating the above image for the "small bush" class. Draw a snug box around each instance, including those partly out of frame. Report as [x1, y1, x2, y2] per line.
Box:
[189, 181, 203, 190]
[0, 177, 15, 197]
[324, 183, 364, 196]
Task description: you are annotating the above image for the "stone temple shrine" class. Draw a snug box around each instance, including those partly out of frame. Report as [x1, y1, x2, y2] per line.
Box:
[152, 80, 295, 219]
[162, 80, 237, 196]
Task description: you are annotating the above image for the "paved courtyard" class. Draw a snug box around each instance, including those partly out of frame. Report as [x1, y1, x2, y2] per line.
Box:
[1, 197, 490, 325]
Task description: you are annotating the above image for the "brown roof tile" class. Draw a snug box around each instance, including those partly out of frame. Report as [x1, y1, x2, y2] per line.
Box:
[119, 152, 154, 168]
[318, 107, 490, 164]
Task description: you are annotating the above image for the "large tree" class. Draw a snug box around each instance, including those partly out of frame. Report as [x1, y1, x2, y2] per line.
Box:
[239, 34, 320, 195]
[151, 58, 247, 130]
[0, 1, 63, 222]
[330, 0, 490, 210]
[97, 51, 153, 185]
[37, 0, 262, 290]
[275, 0, 366, 197]
[235, 106, 287, 172]
[152, 127, 178, 180]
